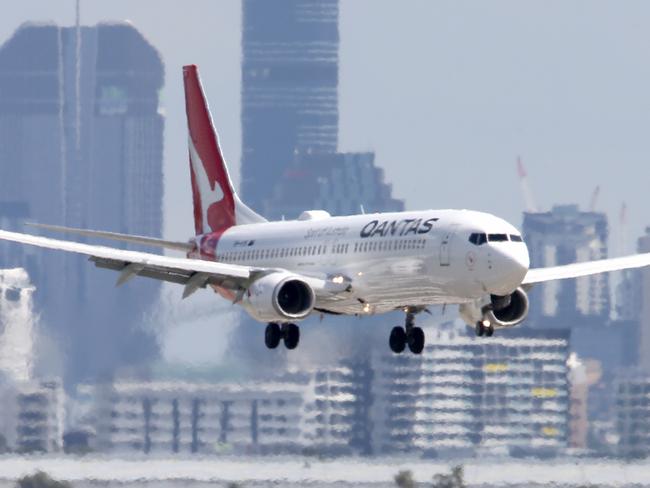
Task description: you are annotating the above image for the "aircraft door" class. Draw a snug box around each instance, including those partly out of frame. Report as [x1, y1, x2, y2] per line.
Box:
[439, 228, 456, 267]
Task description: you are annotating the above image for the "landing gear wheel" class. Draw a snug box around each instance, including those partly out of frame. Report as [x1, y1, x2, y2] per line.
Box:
[407, 327, 425, 354]
[283, 323, 300, 350]
[475, 322, 485, 337]
[389, 326, 407, 353]
[475, 321, 494, 337]
[265, 323, 281, 349]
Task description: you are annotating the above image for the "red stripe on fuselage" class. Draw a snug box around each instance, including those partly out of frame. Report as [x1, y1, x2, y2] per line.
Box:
[186, 230, 236, 302]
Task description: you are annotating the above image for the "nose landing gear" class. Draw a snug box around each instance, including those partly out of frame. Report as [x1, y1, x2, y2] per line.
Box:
[475, 320, 494, 337]
[389, 309, 425, 354]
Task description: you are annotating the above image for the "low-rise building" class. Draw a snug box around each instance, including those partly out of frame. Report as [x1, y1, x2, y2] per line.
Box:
[0, 379, 64, 453]
[372, 328, 570, 456]
[92, 381, 306, 454]
[615, 370, 650, 458]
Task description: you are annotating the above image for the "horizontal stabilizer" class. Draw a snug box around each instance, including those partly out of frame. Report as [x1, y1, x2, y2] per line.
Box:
[27, 223, 194, 252]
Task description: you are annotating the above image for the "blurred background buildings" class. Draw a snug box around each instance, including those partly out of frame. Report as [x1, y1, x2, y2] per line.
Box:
[1, 0, 650, 463]
[0, 22, 163, 386]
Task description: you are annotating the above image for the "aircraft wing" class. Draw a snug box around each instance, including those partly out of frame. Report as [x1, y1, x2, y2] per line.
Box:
[0, 229, 260, 298]
[26, 222, 195, 252]
[522, 252, 650, 285]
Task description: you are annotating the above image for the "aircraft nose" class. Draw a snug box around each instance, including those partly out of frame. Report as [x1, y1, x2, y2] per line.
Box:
[510, 244, 530, 275]
[488, 243, 530, 295]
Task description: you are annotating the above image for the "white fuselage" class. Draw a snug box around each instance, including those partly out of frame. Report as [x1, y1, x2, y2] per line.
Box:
[191, 209, 530, 317]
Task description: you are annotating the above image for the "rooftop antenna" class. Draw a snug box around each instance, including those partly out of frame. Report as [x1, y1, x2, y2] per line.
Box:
[359, 204, 365, 215]
[516, 156, 538, 213]
[75, 0, 81, 151]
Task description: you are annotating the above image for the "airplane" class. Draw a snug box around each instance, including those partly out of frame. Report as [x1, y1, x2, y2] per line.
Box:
[2, 64, 650, 355]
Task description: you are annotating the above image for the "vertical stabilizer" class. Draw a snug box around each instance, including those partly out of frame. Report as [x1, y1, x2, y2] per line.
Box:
[183, 64, 266, 235]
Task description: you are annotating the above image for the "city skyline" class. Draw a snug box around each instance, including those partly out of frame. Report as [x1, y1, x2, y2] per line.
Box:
[0, 22, 164, 384]
[0, 0, 649, 371]
[2, 1, 650, 467]
[1, 1, 649, 251]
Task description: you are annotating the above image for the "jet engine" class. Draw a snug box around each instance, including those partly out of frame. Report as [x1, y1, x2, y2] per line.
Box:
[459, 287, 530, 329]
[244, 273, 315, 322]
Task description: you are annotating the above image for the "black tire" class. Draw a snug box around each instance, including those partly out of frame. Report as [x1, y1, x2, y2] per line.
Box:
[408, 327, 425, 354]
[475, 322, 485, 337]
[265, 323, 281, 349]
[389, 326, 407, 353]
[485, 325, 495, 337]
[283, 323, 300, 350]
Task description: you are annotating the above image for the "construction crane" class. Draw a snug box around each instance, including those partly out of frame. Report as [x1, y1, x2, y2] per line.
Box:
[516, 157, 538, 213]
[588, 185, 600, 212]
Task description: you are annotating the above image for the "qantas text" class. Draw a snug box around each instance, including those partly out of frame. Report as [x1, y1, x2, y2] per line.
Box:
[360, 218, 439, 238]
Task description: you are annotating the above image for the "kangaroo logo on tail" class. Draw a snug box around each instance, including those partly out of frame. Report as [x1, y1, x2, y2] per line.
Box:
[188, 137, 226, 234]
[184, 65, 236, 235]
[183, 64, 267, 236]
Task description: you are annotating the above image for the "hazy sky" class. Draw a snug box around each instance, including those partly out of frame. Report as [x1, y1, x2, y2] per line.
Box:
[4, 1, 650, 362]
[4, 1, 650, 249]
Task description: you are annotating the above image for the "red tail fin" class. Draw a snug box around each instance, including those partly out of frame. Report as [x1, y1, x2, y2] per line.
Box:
[183, 64, 237, 235]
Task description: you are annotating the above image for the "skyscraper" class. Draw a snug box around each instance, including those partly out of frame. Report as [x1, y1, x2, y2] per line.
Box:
[522, 205, 610, 324]
[634, 228, 650, 368]
[0, 23, 164, 385]
[261, 151, 404, 219]
[241, 0, 339, 212]
[235, 0, 404, 369]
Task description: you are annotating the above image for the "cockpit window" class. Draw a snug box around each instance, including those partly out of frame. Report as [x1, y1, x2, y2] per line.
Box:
[510, 234, 523, 242]
[469, 233, 487, 245]
[488, 233, 509, 242]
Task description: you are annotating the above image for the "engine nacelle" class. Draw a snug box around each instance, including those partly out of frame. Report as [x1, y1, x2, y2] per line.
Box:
[243, 273, 315, 323]
[459, 287, 530, 329]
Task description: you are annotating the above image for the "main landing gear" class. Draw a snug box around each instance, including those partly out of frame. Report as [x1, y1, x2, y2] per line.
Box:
[389, 309, 425, 355]
[265, 322, 300, 350]
[475, 320, 494, 337]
